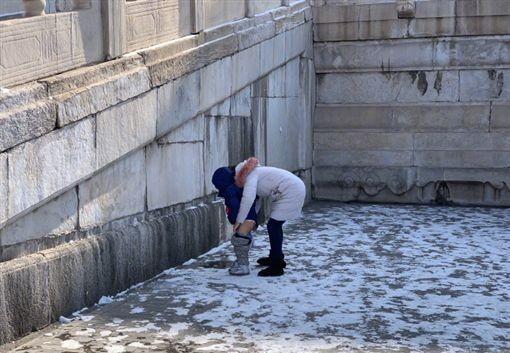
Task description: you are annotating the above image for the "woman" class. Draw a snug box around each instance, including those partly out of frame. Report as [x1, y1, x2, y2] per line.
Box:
[234, 157, 306, 277]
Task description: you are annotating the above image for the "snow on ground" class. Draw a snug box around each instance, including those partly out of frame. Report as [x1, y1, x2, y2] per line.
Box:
[7, 202, 510, 353]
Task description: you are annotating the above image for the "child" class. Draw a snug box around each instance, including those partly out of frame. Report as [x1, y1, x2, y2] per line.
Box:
[212, 167, 258, 276]
[234, 157, 306, 277]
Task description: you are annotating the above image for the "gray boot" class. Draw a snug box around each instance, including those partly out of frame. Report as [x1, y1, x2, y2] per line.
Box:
[229, 233, 253, 276]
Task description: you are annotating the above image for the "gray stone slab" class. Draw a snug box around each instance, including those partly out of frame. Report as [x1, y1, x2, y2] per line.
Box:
[414, 150, 510, 168]
[0, 154, 8, 226]
[231, 86, 252, 117]
[314, 104, 490, 132]
[237, 22, 276, 51]
[7, 118, 96, 222]
[491, 103, 510, 131]
[207, 99, 231, 117]
[78, 150, 146, 228]
[96, 91, 157, 168]
[460, 69, 510, 102]
[315, 149, 414, 167]
[0, 189, 77, 247]
[157, 71, 201, 137]
[204, 116, 230, 195]
[267, 66, 286, 97]
[157, 115, 205, 144]
[0, 102, 56, 153]
[414, 132, 510, 151]
[228, 117, 254, 166]
[315, 132, 414, 151]
[317, 71, 459, 104]
[232, 44, 262, 93]
[260, 37, 275, 76]
[200, 57, 233, 112]
[146, 142, 205, 211]
[285, 57, 300, 97]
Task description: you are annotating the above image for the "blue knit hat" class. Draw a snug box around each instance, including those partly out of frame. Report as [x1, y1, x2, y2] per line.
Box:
[212, 167, 235, 197]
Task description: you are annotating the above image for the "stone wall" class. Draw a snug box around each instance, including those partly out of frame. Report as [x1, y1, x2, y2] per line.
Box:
[313, 0, 510, 206]
[0, 1, 314, 344]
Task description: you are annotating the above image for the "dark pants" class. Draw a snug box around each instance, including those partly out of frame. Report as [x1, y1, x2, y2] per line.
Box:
[267, 218, 285, 262]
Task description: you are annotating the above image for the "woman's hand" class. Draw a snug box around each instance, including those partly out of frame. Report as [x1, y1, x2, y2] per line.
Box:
[233, 223, 240, 233]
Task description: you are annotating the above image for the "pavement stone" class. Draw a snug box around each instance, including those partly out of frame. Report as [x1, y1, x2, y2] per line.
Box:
[4, 202, 510, 353]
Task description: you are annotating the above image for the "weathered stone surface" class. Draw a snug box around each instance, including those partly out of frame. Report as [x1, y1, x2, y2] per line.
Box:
[55, 66, 151, 127]
[315, 132, 413, 151]
[315, 150, 414, 167]
[317, 71, 459, 104]
[228, 117, 254, 166]
[267, 66, 286, 97]
[200, 57, 233, 112]
[0, 201, 226, 345]
[0, 101, 56, 153]
[285, 23, 308, 60]
[0, 4, 104, 87]
[125, 0, 192, 52]
[491, 103, 510, 131]
[0, 189, 77, 247]
[204, 117, 229, 194]
[231, 86, 252, 117]
[0, 154, 8, 226]
[414, 151, 510, 168]
[251, 97, 268, 164]
[237, 22, 276, 51]
[79, 150, 146, 228]
[157, 71, 200, 137]
[460, 69, 510, 101]
[157, 115, 205, 144]
[96, 91, 157, 168]
[201, 0, 245, 29]
[147, 142, 205, 210]
[207, 98, 231, 117]
[414, 133, 510, 151]
[314, 103, 490, 132]
[7, 118, 96, 222]
[232, 44, 262, 93]
[273, 32, 287, 67]
[247, 0, 282, 17]
[260, 37, 275, 76]
[285, 57, 300, 97]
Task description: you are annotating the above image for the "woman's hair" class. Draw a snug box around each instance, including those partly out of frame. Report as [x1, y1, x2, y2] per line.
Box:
[234, 157, 259, 187]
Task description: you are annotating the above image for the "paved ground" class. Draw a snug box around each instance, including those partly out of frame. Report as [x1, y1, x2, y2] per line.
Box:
[4, 202, 510, 353]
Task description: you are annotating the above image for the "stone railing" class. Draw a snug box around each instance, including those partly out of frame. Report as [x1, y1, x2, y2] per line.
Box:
[0, 0, 292, 88]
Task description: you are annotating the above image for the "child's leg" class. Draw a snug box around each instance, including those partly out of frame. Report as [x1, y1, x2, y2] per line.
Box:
[229, 220, 256, 276]
[267, 218, 285, 261]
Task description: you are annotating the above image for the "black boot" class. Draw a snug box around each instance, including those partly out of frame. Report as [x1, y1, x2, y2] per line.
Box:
[257, 257, 287, 268]
[258, 265, 284, 277]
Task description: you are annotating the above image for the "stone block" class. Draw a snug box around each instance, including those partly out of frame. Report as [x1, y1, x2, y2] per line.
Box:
[455, 0, 510, 17]
[0, 101, 56, 153]
[273, 32, 287, 67]
[251, 97, 268, 164]
[125, 0, 192, 52]
[96, 91, 157, 168]
[414, 151, 510, 168]
[228, 117, 254, 166]
[359, 19, 408, 40]
[207, 99, 231, 117]
[285, 57, 300, 97]
[460, 70, 510, 102]
[260, 37, 275, 76]
[408, 17, 456, 38]
[204, 116, 230, 194]
[200, 57, 233, 112]
[157, 71, 201, 137]
[0, 154, 8, 226]
[231, 86, 252, 117]
[232, 44, 261, 93]
[414, 133, 510, 151]
[0, 7, 104, 87]
[314, 103, 490, 132]
[146, 142, 204, 210]
[491, 103, 510, 131]
[314, 22, 359, 42]
[237, 22, 276, 51]
[312, 4, 359, 24]
[267, 66, 286, 97]
[202, 0, 246, 29]
[314, 132, 413, 151]
[7, 118, 96, 222]
[317, 71, 459, 104]
[0, 189, 77, 247]
[314, 39, 434, 72]
[78, 150, 146, 228]
[455, 16, 510, 37]
[157, 115, 205, 144]
[247, 0, 282, 17]
[285, 24, 307, 60]
[415, 0, 455, 19]
[315, 150, 413, 167]
[55, 66, 152, 127]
